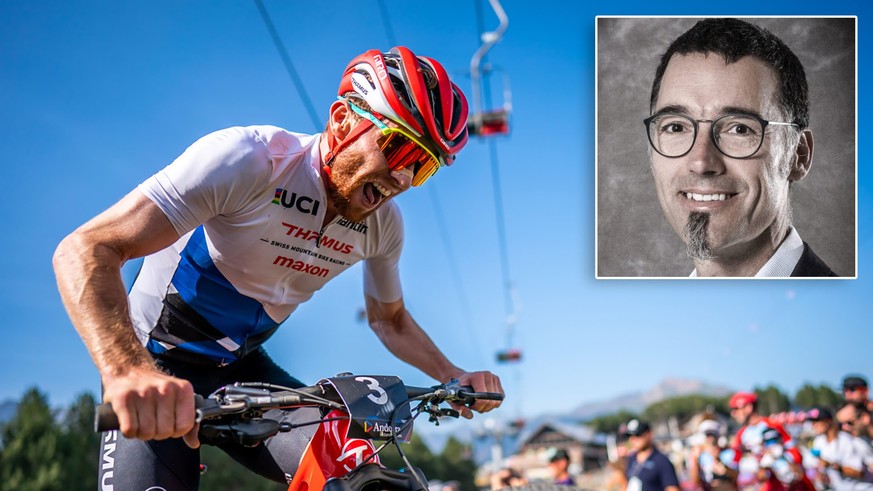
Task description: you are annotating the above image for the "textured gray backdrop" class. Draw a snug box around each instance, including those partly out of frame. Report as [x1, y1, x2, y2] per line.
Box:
[596, 17, 856, 278]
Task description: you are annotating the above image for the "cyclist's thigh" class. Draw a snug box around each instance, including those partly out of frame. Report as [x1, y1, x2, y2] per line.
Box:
[218, 406, 322, 484]
[99, 429, 200, 491]
[235, 347, 306, 389]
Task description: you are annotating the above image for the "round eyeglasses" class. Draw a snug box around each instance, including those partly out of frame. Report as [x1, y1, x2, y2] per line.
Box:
[644, 113, 799, 159]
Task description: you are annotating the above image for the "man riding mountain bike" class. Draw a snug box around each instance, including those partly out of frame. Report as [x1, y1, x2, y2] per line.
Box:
[53, 46, 503, 489]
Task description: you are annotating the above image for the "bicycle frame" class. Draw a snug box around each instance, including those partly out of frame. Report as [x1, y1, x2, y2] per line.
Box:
[288, 408, 380, 491]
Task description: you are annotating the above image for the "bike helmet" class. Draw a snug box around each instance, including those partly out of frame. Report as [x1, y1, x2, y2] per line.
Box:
[337, 46, 469, 165]
[729, 392, 758, 409]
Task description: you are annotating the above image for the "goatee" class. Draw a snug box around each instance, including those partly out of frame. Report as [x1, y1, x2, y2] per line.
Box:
[684, 211, 714, 260]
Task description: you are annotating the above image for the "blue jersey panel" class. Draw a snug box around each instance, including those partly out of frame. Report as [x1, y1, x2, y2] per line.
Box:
[172, 227, 279, 346]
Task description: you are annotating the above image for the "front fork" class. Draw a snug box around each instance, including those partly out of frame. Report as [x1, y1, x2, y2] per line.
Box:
[287, 409, 380, 491]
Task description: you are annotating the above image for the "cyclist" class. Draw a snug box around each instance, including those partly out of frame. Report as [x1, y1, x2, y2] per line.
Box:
[53, 46, 503, 489]
[727, 392, 813, 490]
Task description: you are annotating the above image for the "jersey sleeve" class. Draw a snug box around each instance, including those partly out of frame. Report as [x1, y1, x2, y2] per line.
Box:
[138, 127, 273, 236]
[852, 436, 873, 468]
[729, 428, 744, 467]
[363, 203, 403, 303]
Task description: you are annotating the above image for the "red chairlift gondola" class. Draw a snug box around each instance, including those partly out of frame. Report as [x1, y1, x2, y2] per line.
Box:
[496, 348, 522, 363]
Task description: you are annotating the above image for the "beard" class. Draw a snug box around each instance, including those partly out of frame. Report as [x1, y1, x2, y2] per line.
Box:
[324, 180, 360, 221]
[684, 211, 714, 261]
[325, 151, 378, 223]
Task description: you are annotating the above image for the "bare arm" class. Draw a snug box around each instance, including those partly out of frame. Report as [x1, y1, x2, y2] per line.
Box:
[365, 294, 503, 418]
[53, 190, 198, 446]
[687, 446, 702, 485]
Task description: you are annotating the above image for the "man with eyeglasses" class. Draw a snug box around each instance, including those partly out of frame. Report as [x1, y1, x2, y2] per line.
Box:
[645, 18, 837, 277]
[839, 376, 873, 444]
[838, 402, 873, 445]
[53, 46, 503, 489]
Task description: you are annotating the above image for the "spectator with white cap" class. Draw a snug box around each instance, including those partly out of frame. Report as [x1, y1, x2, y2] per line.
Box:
[689, 419, 736, 491]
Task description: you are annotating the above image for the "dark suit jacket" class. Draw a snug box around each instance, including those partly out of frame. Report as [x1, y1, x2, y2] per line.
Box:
[790, 242, 838, 277]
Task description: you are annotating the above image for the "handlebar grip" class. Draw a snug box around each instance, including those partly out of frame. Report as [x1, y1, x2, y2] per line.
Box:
[460, 391, 505, 401]
[455, 386, 505, 406]
[95, 403, 119, 432]
[95, 394, 205, 433]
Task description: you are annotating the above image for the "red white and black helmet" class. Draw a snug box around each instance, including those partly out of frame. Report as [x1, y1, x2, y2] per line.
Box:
[337, 46, 469, 165]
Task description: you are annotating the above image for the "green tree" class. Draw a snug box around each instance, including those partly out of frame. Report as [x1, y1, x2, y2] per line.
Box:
[377, 433, 436, 477]
[0, 387, 63, 491]
[642, 395, 729, 424]
[434, 436, 477, 490]
[586, 409, 639, 433]
[793, 384, 841, 410]
[754, 385, 791, 415]
[58, 392, 101, 490]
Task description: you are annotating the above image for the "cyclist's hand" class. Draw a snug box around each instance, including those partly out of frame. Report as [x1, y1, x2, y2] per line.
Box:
[102, 366, 198, 447]
[452, 371, 503, 419]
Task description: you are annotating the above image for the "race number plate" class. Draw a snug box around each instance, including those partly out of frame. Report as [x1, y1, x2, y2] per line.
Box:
[321, 375, 413, 442]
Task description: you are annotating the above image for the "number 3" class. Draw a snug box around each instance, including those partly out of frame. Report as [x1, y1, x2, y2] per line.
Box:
[355, 376, 388, 405]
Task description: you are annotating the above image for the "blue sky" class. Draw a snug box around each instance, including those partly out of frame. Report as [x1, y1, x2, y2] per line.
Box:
[1, 1, 869, 431]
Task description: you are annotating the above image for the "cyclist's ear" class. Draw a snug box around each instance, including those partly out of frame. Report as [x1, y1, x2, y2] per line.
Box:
[327, 100, 354, 141]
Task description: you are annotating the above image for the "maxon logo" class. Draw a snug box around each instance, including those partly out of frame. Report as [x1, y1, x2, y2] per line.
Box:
[273, 188, 320, 216]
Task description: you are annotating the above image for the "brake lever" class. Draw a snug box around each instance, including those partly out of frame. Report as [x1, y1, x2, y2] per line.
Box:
[196, 399, 247, 423]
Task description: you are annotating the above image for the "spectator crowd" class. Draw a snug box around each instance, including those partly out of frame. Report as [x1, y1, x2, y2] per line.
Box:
[492, 374, 873, 491]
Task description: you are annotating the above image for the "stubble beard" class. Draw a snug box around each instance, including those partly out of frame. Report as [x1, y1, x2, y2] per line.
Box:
[684, 211, 714, 261]
[326, 152, 375, 223]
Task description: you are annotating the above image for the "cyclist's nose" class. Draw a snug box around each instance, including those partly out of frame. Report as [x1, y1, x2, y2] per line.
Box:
[685, 126, 726, 176]
[390, 167, 413, 191]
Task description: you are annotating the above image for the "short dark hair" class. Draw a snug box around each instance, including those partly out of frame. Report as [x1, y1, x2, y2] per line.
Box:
[649, 18, 809, 128]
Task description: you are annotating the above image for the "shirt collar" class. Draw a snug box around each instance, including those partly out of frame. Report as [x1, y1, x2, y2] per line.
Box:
[754, 227, 803, 277]
[689, 228, 804, 278]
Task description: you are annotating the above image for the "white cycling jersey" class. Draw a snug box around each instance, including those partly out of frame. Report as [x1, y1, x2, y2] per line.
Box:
[128, 125, 404, 365]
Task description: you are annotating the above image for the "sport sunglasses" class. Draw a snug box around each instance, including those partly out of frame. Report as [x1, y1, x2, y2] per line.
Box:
[346, 100, 442, 187]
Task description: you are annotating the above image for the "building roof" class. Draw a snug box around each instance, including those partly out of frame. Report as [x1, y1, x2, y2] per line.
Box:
[516, 419, 608, 451]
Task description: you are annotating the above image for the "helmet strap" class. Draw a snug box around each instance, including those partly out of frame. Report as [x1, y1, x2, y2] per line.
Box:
[322, 116, 374, 186]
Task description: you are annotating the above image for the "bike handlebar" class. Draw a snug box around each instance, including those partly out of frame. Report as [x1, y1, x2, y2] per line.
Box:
[94, 379, 504, 433]
[95, 394, 208, 433]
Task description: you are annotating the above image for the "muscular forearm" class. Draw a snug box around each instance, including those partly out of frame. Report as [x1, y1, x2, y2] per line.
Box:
[369, 307, 461, 382]
[365, 295, 503, 417]
[53, 231, 155, 380]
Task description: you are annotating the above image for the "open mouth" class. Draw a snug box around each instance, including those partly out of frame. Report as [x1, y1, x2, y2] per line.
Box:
[363, 182, 394, 208]
[682, 192, 737, 202]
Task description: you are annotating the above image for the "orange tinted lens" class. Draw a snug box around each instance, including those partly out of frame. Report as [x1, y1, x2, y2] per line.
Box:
[379, 131, 439, 185]
[411, 159, 438, 186]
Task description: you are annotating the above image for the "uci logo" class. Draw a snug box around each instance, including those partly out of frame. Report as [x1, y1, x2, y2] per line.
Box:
[273, 188, 320, 216]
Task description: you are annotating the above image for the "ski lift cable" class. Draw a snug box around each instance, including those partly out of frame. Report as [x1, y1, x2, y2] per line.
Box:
[254, 0, 323, 132]
[471, 0, 519, 340]
[377, 1, 487, 366]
